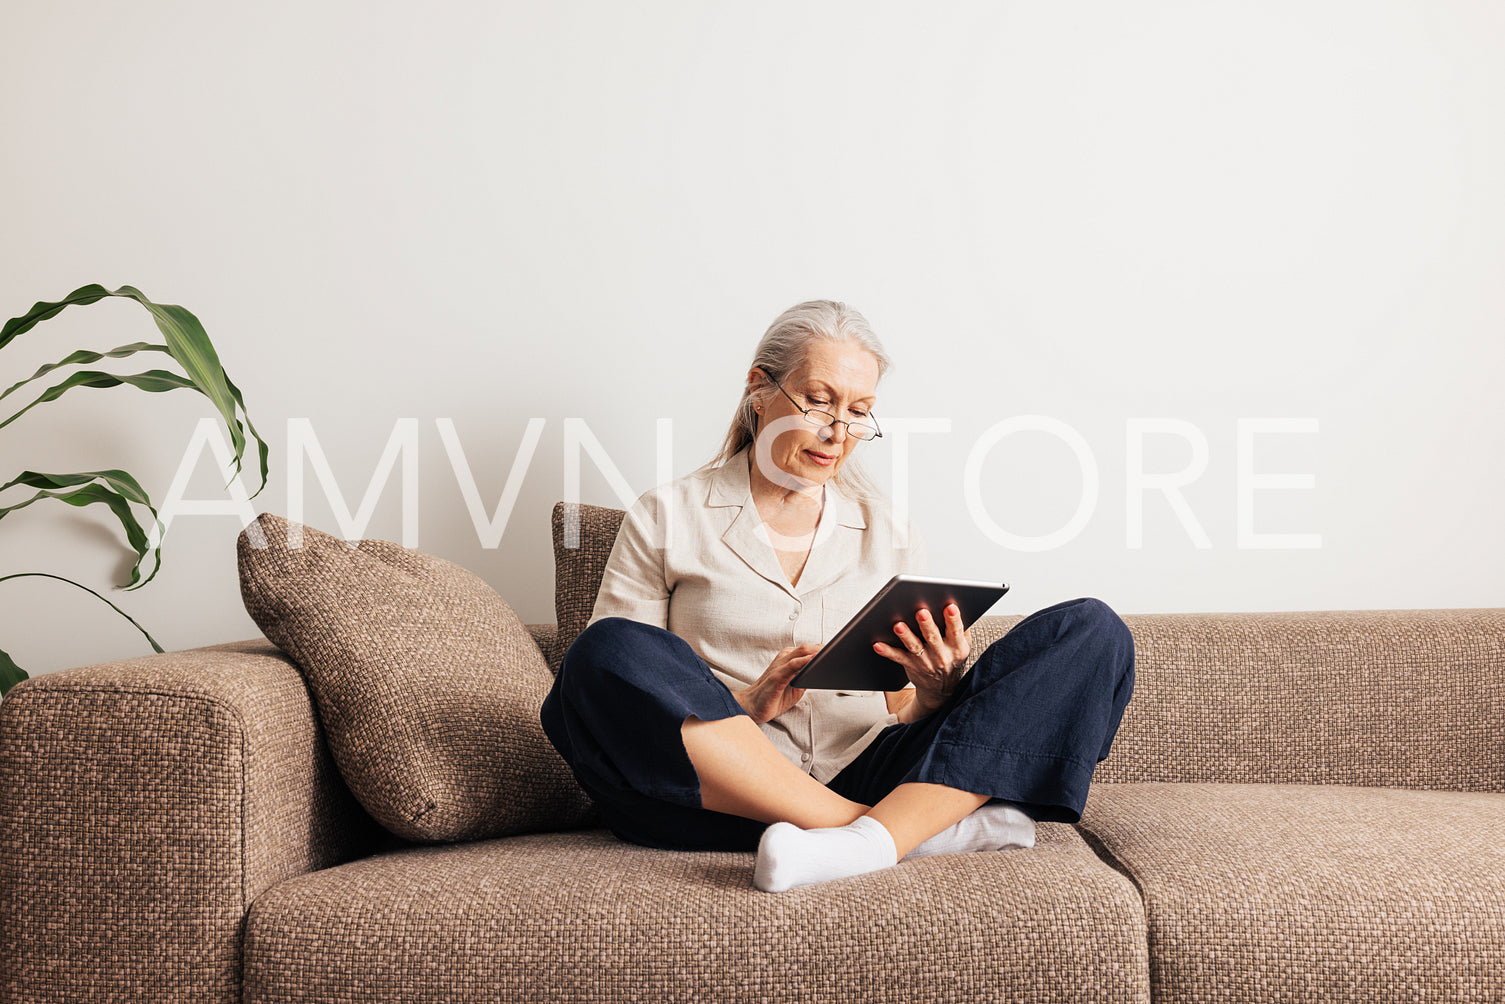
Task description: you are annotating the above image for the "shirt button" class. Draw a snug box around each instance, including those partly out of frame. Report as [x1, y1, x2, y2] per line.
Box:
[788, 610, 798, 621]
[800, 752, 811, 763]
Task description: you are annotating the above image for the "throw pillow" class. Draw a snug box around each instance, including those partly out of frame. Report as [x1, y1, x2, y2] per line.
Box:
[237, 511, 596, 843]
[550, 501, 626, 672]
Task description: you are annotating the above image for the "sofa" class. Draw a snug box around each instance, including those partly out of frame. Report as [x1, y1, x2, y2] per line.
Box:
[1, 503, 1501, 1004]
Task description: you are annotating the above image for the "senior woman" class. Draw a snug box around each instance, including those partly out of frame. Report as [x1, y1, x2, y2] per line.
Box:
[541, 300, 1135, 893]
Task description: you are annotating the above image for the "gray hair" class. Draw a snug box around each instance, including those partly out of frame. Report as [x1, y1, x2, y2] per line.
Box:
[705, 299, 892, 502]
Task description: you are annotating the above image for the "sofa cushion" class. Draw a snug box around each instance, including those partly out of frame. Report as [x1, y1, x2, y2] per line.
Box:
[550, 501, 626, 672]
[237, 512, 595, 843]
[1078, 781, 1505, 1003]
[243, 823, 1149, 1003]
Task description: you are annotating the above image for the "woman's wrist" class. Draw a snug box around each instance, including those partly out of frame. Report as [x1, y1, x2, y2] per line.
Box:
[734, 686, 780, 724]
[887, 686, 946, 724]
[895, 697, 930, 724]
[901, 689, 949, 723]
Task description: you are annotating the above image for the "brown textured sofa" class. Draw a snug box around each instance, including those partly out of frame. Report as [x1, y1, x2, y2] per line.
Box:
[2, 508, 1502, 1003]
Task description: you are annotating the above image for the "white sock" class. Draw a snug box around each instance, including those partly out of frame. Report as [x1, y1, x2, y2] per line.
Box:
[754, 815, 899, 893]
[904, 802, 1037, 859]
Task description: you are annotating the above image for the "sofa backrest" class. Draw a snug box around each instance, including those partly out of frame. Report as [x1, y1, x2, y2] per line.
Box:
[969, 608, 1505, 791]
[551, 502, 1505, 792]
[550, 502, 626, 670]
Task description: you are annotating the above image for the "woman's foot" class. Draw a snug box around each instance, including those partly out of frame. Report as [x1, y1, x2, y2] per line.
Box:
[904, 802, 1036, 859]
[752, 803, 1036, 892]
[753, 815, 898, 893]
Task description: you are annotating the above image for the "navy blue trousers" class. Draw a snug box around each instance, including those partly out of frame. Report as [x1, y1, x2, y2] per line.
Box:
[540, 597, 1135, 852]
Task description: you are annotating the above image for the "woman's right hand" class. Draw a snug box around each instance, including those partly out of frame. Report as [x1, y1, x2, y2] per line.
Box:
[734, 643, 819, 724]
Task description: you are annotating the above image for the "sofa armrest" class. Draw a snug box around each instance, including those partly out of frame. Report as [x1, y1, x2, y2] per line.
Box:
[0, 639, 382, 1004]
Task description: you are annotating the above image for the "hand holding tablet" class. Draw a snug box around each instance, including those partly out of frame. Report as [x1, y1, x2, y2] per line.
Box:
[789, 575, 1010, 691]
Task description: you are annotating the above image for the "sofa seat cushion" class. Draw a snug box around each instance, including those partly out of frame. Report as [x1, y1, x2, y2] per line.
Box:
[1078, 782, 1505, 1004]
[245, 824, 1149, 1004]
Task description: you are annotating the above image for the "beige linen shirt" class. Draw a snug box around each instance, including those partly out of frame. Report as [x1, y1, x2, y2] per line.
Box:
[586, 446, 927, 782]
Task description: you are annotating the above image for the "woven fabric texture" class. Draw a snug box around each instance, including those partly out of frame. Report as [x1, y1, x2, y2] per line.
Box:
[237, 511, 595, 842]
[0, 639, 377, 1004]
[524, 622, 557, 673]
[244, 822, 1147, 1004]
[1074, 608, 1501, 789]
[1078, 781, 1505, 1003]
[551, 501, 627, 673]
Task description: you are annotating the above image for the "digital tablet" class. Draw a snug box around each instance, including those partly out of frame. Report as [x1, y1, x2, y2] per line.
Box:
[789, 575, 1010, 691]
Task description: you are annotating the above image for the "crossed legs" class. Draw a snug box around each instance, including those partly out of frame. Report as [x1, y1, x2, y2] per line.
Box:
[679, 595, 1136, 889]
[543, 601, 1131, 891]
[680, 714, 987, 858]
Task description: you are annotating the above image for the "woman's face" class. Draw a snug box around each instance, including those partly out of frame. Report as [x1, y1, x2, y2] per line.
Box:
[751, 339, 881, 491]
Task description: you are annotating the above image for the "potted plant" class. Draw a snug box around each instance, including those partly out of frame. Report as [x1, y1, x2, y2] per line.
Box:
[0, 284, 269, 695]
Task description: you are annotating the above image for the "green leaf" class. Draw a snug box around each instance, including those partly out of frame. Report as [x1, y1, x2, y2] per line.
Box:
[0, 284, 116, 349]
[0, 368, 194, 432]
[1, 341, 170, 404]
[0, 467, 152, 505]
[111, 286, 265, 493]
[0, 470, 163, 589]
[224, 373, 269, 500]
[0, 647, 25, 698]
[1, 284, 270, 494]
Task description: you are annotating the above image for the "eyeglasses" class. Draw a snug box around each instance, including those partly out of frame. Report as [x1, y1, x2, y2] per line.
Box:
[757, 366, 883, 442]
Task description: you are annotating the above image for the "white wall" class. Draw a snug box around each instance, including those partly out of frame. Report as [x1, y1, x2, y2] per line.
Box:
[3, 1, 1501, 677]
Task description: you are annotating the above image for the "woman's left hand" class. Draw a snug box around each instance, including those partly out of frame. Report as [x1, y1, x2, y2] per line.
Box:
[873, 602, 972, 719]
